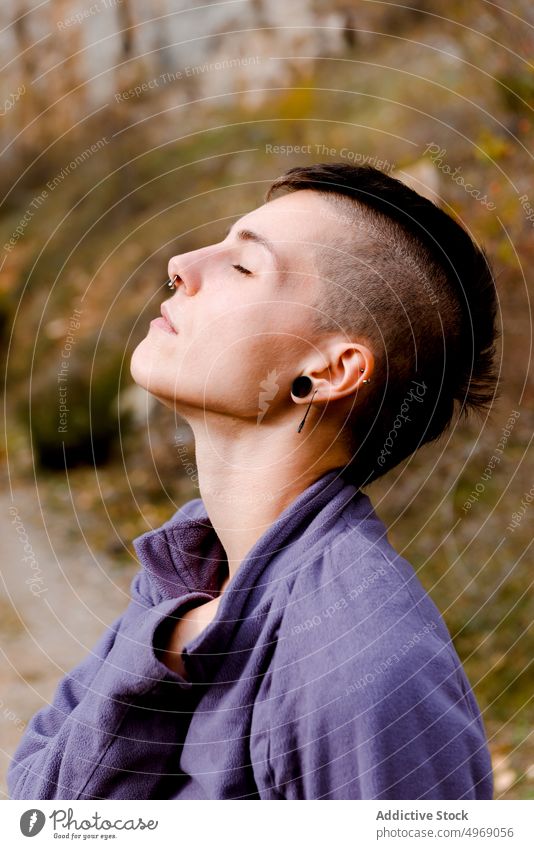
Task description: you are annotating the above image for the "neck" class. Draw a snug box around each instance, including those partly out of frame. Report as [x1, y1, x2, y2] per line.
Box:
[181, 412, 348, 580]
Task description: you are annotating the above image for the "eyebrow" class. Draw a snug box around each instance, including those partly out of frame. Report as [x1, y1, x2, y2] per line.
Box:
[224, 225, 279, 263]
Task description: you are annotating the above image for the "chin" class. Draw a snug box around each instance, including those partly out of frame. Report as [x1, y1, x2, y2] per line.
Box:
[129, 348, 181, 410]
[129, 344, 146, 386]
[130, 345, 202, 414]
[129, 342, 162, 393]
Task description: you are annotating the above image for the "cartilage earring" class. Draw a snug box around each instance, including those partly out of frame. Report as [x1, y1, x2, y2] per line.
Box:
[291, 376, 318, 433]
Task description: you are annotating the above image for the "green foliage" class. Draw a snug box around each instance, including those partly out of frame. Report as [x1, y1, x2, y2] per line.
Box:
[497, 71, 534, 115]
[22, 341, 130, 470]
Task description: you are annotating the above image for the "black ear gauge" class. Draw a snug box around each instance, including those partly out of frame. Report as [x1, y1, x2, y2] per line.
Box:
[291, 376, 318, 434]
[291, 375, 313, 398]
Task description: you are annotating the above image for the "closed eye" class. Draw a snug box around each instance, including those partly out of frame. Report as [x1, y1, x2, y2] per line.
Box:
[232, 263, 253, 276]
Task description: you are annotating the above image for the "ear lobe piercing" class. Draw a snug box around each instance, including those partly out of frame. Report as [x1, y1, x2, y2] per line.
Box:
[291, 375, 313, 398]
[291, 376, 318, 433]
[291, 369, 372, 434]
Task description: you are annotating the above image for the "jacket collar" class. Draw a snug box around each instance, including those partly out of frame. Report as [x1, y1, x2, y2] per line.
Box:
[132, 466, 365, 601]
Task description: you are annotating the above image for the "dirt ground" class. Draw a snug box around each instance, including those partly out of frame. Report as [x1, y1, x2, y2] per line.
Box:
[0, 481, 138, 798]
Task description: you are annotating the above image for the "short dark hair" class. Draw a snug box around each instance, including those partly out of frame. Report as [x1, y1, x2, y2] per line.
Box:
[265, 162, 500, 487]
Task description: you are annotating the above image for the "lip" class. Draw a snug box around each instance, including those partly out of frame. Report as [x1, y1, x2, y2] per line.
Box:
[150, 317, 177, 335]
[157, 304, 178, 334]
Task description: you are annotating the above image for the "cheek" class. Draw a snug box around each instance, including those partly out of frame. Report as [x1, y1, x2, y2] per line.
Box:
[180, 300, 305, 388]
[196, 328, 296, 399]
[184, 325, 264, 383]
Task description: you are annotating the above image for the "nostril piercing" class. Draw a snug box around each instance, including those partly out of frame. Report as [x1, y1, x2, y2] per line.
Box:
[165, 275, 178, 290]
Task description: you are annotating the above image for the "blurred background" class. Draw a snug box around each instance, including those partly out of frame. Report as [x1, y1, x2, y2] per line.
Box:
[1, 0, 533, 799]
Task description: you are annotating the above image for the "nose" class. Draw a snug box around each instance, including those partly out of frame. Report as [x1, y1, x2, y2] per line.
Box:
[167, 243, 219, 296]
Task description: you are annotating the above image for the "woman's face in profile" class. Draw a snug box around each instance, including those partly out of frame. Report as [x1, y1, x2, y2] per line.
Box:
[130, 190, 333, 420]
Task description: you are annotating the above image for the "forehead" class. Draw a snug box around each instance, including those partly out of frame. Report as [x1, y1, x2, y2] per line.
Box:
[235, 190, 338, 265]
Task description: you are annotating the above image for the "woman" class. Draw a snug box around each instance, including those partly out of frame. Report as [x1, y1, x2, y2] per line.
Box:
[8, 162, 496, 799]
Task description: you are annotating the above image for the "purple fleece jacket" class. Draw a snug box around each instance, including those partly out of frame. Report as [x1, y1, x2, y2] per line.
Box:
[7, 468, 493, 800]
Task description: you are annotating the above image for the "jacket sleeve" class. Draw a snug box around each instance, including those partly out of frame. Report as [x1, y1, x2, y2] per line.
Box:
[7, 569, 212, 800]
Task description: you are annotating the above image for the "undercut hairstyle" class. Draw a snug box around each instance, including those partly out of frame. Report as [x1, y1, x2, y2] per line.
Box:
[265, 162, 500, 487]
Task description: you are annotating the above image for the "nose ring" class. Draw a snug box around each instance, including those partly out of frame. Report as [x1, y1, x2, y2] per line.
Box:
[165, 275, 178, 290]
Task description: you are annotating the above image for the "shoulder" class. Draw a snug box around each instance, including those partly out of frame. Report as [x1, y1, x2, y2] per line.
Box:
[272, 518, 459, 706]
[278, 514, 443, 633]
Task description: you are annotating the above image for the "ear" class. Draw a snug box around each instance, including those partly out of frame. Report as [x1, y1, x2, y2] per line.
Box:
[306, 342, 374, 403]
